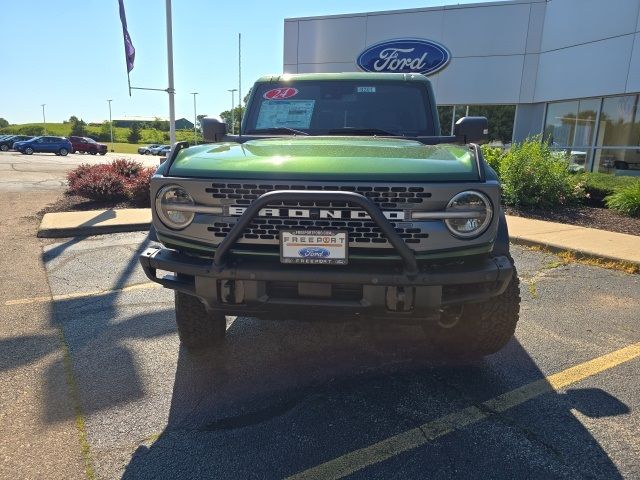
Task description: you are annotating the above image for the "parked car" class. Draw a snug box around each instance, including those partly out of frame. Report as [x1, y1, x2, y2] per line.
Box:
[0, 135, 34, 151]
[150, 144, 169, 155]
[14, 136, 72, 156]
[157, 145, 171, 157]
[138, 144, 162, 155]
[69, 136, 107, 155]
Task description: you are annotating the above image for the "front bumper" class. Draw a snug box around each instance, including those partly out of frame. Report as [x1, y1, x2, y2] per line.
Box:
[139, 246, 514, 318]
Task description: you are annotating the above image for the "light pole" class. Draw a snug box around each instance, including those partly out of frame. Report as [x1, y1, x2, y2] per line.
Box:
[107, 99, 114, 152]
[190, 92, 198, 145]
[165, 0, 176, 145]
[228, 88, 237, 135]
[41, 104, 47, 135]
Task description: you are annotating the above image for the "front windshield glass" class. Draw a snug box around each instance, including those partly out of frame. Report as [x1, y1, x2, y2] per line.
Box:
[244, 80, 435, 137]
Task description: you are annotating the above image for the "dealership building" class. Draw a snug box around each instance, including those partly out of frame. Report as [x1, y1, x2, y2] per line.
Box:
[283, 0, 640, 174]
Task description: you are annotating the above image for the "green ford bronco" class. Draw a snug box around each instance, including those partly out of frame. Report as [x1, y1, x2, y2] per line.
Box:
[139, 72, 520, 356]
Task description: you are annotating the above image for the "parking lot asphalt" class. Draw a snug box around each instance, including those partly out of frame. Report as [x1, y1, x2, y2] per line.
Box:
[0, 150, 160, 192]
[7, 231, 636, 479]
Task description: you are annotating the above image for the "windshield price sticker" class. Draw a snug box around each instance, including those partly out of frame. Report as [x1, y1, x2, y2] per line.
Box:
[281, 230, 348, 265]
[357, 86, 376, 93]
[263, 87, 299, 100]
[256, 100, 315, 130]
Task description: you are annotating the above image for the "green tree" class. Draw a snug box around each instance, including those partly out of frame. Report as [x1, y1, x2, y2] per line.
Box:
[69, 116, 88, 136]
[127, 122, 141, 143]
[219, 106, 243, 133]
[150, 117, 169, 131]
[0, 118, 9, 128]
[98, 121, 112, 142]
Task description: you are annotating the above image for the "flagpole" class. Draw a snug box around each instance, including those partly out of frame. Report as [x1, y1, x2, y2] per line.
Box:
[238, 32, 242, 137]
[165, 0, 176, 145]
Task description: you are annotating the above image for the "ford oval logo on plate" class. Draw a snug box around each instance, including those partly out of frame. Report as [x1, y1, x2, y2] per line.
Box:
[356, 38, 451, 76]
[298, 247, 331, 258]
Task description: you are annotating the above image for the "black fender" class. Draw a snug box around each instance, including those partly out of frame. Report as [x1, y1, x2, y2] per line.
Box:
[491, 210, 510, 257]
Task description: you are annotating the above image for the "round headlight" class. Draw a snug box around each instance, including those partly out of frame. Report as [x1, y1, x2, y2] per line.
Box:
[155, 185, 195, 230]
[444, 191, 493, 239]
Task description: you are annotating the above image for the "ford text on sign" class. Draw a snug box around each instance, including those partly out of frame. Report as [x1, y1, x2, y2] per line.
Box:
[356, 38, 450, 76]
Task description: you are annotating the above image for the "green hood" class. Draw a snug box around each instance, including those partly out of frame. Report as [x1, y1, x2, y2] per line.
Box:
[168, 137, 479, 181]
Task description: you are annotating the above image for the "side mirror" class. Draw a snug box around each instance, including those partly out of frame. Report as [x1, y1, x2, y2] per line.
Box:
[201, 117, 228, 143]
[454, 116, 488, 145]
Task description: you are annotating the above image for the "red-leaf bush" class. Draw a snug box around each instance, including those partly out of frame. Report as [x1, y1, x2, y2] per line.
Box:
[111, 158, 142, 178]
[126, 167, 155, 205]
[66, 160, 154, 204]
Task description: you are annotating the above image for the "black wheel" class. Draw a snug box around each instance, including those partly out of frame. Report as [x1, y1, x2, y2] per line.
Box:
[175, 291, 226, 351]
[0, 144, 8, 152]
[99, 151, 106, 156]
[426, 266, 521, 358]
[90, 150, 96, 155]
[59, 148, 69, 156]
[25, 147, 34, 155]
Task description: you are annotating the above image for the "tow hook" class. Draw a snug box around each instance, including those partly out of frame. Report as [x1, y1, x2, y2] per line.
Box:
[385, 286, 414, 312]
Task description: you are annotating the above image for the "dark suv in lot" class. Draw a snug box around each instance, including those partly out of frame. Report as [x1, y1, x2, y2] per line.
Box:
[0, 135, 34, 151]
[69, 136, 108, 155]
[14, 136, 73, 156]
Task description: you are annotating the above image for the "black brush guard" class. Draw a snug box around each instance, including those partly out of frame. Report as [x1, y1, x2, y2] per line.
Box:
[139, 190, 513, 314]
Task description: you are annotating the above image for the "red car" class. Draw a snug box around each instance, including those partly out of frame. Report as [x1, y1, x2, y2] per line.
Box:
[69, 136, 108, 155]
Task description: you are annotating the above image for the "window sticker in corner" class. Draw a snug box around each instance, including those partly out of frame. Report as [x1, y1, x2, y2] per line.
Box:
[256, 100, 316, 129]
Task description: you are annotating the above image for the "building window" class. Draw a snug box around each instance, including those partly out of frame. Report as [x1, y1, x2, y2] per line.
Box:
[438, 104, 515, 144]
[593, 95, 640, 173]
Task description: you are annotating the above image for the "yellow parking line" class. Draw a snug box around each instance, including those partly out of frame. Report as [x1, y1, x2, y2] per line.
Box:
[287, 342, 640, 480]
[3, 282, 161, 306]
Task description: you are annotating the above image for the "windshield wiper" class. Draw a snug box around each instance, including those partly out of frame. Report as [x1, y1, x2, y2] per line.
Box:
[246, 127, 309, 136]
[326, 128, 400, 136]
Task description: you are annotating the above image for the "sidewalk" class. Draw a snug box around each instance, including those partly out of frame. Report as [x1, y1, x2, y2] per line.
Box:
[38, 208, 640, 267]
[506, 215, 640, 266]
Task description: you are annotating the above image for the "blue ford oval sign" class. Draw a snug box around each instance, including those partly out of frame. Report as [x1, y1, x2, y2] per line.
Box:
[356, 38, 451, 76]
[298, 247, 330, 258]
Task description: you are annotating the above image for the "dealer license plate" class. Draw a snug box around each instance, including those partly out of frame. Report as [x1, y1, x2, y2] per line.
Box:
[280, 230, 348, 265]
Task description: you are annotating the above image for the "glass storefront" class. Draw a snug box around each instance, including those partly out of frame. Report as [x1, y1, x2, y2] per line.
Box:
[544, 94, 640, 174]
[438, 104, 516, 144]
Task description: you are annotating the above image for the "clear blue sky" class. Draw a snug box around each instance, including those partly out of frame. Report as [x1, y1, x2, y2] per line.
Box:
[0, 0, 489, 125]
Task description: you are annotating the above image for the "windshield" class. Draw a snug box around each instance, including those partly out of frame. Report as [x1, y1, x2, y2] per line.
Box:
[244, 80, 435, 137]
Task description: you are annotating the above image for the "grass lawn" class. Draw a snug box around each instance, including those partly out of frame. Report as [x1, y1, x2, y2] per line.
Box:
[109, 143, 141, 154]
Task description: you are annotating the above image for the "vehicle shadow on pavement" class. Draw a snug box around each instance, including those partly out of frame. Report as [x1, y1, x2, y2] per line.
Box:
[120, 318, 628, 480]
[39, 230, 176, 423]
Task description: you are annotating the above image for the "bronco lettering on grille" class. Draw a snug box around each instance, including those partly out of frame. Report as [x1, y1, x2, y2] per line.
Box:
[227, 206, 404, 221]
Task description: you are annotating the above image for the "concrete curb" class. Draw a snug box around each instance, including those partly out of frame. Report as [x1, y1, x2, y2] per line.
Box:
[509, 236, 640, 267]
[37, 209, 151, 238]
[37, 208, 640, 267]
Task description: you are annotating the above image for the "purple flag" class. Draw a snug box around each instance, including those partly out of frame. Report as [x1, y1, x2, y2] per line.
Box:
[118, 0, 135, 73]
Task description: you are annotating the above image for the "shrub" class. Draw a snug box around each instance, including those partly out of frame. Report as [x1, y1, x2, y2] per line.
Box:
[66, 165, 126, 201]
[499, 137, 584, 208]
[111, 159, 142, 178]
[480, 145, 504, 175]
[605, 182, 640, 217]
[582, 173, 640, 206]
[66, 160, 154, 203]
[126, 167, 155, 205]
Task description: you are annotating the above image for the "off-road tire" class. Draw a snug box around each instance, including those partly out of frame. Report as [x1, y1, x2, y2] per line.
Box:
[175, 291, 226, 351]
[427, 266, 520, 358]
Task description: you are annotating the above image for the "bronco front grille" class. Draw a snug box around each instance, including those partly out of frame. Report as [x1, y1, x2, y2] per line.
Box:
[203, 182, 433, 247]
[205, 182, 431, 209]
[207, 218, 428, 244]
